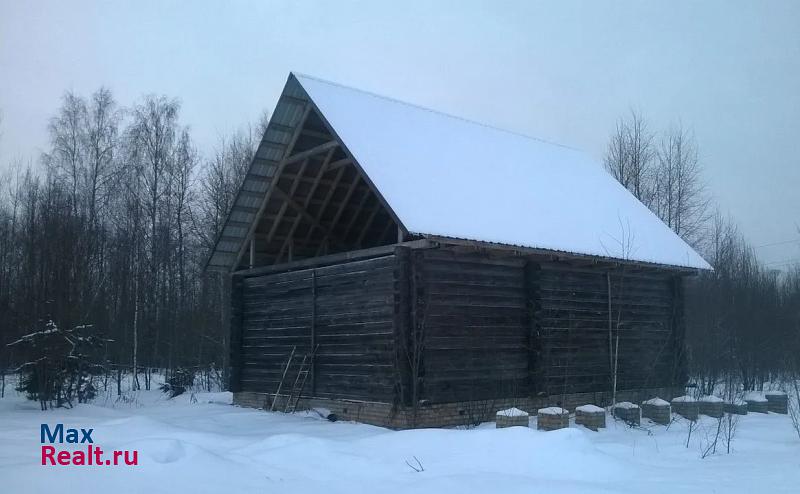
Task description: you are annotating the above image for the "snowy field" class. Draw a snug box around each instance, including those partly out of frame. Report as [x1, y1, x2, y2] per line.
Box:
[1, 386, 798, 494]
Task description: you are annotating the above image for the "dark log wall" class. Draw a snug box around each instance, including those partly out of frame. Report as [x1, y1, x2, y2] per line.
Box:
[232, 245, 685, 409]
[535, 261, 680, 397]
[415, 249, 530, 403]
[412, 249, 683, 404]
[236, 255, 398, 402]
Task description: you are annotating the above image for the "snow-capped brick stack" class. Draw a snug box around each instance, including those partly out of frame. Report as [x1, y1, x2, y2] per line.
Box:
[765, 391, 788, 414]
[496, 407, 530, 428]
[612, 402, 641, 425]
[723, 400, 748, 415]
[575, 404, 606, 431]
[744, 392, 769, 414]
[699, 395, 724, 418]
[671, 396, 699, 420]
[537, 407, 569, 431]
[641, 398, 671, 425]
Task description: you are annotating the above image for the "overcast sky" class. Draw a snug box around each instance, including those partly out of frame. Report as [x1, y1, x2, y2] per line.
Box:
[1, 0, 798, 266]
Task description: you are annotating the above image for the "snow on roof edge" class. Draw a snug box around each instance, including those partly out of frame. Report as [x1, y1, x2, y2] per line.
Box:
[417, 233, 710, 271]
[293, 72, 713, 272]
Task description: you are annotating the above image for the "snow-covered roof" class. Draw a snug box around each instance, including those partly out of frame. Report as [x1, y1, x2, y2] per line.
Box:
[296, 74, 711, 270]
[207, 73, 711, 271]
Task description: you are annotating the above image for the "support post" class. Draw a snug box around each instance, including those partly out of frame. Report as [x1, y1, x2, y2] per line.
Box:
[228, 274, 244, 393]
[249, 237, 255, 269]
[311, 269, 317, 395]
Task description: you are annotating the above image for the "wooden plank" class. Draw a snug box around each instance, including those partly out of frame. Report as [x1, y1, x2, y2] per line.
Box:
[275, 147, 336, 261]
[234, 240, 435, 278]
[314, 175, 361, 256]
[233, 104, 312, 270]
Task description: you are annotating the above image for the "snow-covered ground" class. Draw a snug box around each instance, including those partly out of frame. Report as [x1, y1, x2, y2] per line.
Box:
[1, 386, 798, 494]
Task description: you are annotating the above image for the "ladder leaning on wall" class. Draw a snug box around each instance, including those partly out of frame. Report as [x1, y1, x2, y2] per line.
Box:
[285, 345, 318, 413]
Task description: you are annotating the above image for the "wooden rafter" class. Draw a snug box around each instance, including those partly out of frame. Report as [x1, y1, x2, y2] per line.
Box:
[328, 158, 352, 172]
[355, 201, 383, 247]
[265, 157, 310, 245]
[341, 187, 372, 242]
[314, 175, 361, 256]
[300, 165, 347, 246]
[274, 147, 336, 262]
[378, 217, 396, 244]
[233, 103, 312, 269]
[282, 140, 338, 166]
[272, 186, 336, 242]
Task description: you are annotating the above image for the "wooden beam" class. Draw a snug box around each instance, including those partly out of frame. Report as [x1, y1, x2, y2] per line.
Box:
[356, 201, 383, 247]
[275, 147, 336, 262]
[314, 175, 361, 256]
[282, 140, 338, 167]
[378, 218, 395, 244]
[341, 187, 372, 242]
[234, 239, 438, 278]
[272, 186, 335, 240]
[265, 157, 310, 245]
[328, 158, 352, 172]
[296, 95, 409, 240]
[249, 237, 255, 269]
[301, 165, 347, 246]
[233, 104, 312, 270]
[300, 128, 332, 140]
[423, 235, 703, 274]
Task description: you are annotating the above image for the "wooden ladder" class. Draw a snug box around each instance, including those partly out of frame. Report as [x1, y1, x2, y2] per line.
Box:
[270, 346, 296, 411]
[284, 345, 318, 413]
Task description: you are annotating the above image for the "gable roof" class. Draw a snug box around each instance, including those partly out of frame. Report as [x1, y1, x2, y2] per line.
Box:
[207, 72, 711, 272]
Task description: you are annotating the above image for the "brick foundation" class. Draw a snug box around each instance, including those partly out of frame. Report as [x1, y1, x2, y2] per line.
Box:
[233, 386, 682, 429]
[765, 393, 788, 414]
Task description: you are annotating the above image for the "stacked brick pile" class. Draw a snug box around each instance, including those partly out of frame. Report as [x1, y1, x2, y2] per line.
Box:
[765, 391, 788, 414]
[496, 407, 530, 428]
[723, 400, 748, 415]
[744, 392, 769, 414]
[575, 404, 606, 431]
[699, 395, 724, 418]
[537, 407, 569, 431]
[612, 402, 641, 425]
[641, 397, 671, 425]
[671, 395, 699, 420]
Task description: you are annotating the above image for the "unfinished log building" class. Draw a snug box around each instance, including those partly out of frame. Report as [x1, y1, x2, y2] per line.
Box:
[207, 73, 711, 428]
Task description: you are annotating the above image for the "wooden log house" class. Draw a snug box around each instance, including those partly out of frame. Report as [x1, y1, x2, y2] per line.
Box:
[206, 73, 711, 428]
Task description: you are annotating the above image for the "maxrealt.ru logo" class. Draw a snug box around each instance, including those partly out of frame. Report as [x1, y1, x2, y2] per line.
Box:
[40, 424, 138, 466]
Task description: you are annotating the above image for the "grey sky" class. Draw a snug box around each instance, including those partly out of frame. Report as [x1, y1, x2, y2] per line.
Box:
[1, 0, 798, 265]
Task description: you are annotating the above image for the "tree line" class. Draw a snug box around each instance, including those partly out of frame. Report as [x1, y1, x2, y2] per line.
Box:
[0, 87, 267, 399]
[604, 110, 800, 392]
[0, 89, 797, 406]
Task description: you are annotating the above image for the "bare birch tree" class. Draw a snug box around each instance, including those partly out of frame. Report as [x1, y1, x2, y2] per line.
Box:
[604, 109, 655, 206]
[653, 124, 710, 246]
